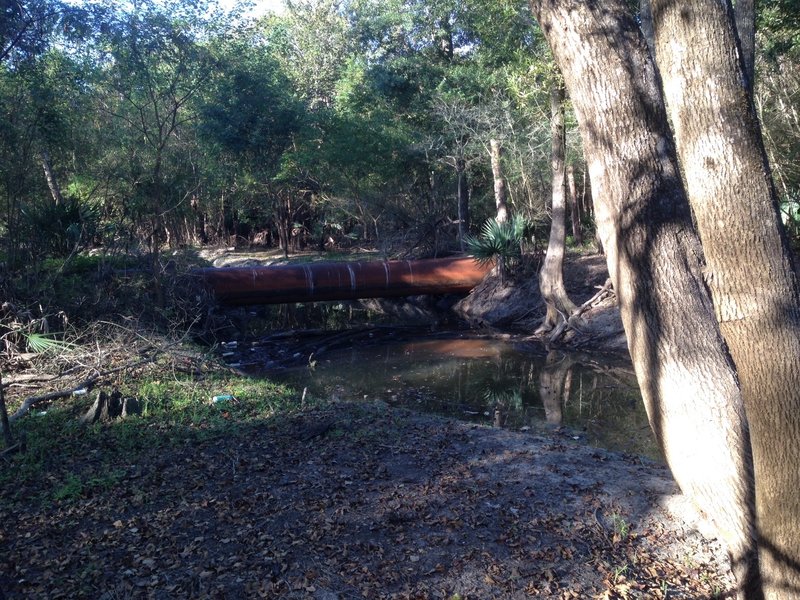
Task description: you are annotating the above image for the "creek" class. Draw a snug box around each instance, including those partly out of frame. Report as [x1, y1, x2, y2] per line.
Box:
[221, 301, 659, 461]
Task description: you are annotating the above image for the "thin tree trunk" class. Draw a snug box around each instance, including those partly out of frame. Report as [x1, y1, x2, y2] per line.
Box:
[40, 150, 64, 206]
[651, 0, 800, 594]
[277, 192, 292, 259]
[528, 0, 760, 596]
[490, 139, 509, 223]
[567, 164, 583, 246]
[456, 160, 469, 251]
[538, 82, 579, 336]
[0, 371, 13, 448]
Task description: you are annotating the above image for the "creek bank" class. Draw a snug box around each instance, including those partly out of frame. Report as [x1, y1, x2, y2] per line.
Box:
[454, 253, 628, 353]
[208, 252, 626, 358]
[0, 250, 739, 598]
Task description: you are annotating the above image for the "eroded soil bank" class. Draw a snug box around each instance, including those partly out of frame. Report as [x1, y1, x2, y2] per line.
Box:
[454, 253, 628, 353]
[1, 401, 733, 599]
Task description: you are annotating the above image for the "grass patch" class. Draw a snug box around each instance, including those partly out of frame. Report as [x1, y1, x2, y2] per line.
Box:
[0, 373, 309, 508]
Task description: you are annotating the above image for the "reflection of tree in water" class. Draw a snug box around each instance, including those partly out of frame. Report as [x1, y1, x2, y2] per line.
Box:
[546, 353, 654, 459]
[482, 348, 653, 457]
[262, 334, 656, 458]
[539, 351, 575, 426]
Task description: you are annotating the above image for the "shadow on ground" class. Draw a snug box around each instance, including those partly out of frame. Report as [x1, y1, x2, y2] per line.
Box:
[0, 401, 732, 599]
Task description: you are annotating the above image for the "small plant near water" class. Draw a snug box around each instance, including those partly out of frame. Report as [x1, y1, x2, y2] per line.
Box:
[51, 470, 125, 502]
[52, 473, 84, 501]
[612, 563, 629, 584]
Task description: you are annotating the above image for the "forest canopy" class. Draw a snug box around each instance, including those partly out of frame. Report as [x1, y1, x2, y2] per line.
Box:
[1, 0, 797, 272]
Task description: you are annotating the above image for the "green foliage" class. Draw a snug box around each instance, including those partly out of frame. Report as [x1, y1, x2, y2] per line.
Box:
[201, 40, 300, 169]
[23, 333, 76, 355]
[1, 373, 304, 507]
[52, 473, 85, 501]
[759, 0, 800, 58]
[466, 215, 532, 271]
[781, 196, 800, 248]
[20, 197, 100, 258]
[0, 0, 578, 281]
[610, 512, 631, 542]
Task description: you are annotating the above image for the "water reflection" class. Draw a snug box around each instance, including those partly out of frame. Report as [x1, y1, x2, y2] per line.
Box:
[248, 333, 660, 461]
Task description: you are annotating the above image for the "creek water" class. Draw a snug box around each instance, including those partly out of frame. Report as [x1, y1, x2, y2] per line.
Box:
[237, 323, 660, 461]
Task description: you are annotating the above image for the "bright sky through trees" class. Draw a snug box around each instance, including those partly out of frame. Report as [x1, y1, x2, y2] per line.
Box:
[60, 0, 286, 17]
[218, 0, 285, 16]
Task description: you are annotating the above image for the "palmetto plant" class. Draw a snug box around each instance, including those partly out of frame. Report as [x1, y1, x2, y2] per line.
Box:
[0, 305, 75, 359]
[21, 197, 101, 259]
[0, 312, 77, 449]
[465, 215, 531, 280]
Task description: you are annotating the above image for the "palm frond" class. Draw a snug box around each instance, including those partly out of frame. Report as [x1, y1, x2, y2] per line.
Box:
[25, 333, 77, 355]
[467, 218, 523, 261]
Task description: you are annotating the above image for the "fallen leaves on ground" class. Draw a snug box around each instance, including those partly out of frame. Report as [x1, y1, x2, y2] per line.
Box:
[1, 401, 733, 599]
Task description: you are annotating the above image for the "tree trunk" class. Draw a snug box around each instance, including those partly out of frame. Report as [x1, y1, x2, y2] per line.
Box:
[528, 0, 760, 596]
[0, 371, 13, 449]
[567, 164, 583, 246]
[651, 1, 800, 594]
[456, 159, 470, 251]
[538, 82, 579, 336]
[734, 0, 756, 93]
[639, 0, 656, 57]
[40, 149, 64, 206]
[277, 192, 292, 259]
[490, 139, 509, 223]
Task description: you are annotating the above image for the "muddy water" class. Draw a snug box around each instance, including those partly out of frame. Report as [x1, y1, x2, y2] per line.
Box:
[245, 332, 660, 461]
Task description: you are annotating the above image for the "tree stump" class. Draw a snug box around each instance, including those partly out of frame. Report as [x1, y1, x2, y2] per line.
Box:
[81, 390, 142, 424]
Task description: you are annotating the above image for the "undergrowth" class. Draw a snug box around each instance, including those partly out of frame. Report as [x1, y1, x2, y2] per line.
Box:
[1, 374, 309, 508]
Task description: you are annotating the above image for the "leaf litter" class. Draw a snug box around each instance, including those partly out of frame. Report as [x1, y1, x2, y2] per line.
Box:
[1, 400, 734, 599]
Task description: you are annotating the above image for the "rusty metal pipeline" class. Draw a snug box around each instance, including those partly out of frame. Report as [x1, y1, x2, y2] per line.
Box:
[195, 256, 492, 306]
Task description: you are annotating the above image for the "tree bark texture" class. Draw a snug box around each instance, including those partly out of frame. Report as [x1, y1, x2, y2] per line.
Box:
[528, 0, 760, 595]
[538, 82, 578, 334]
[40, 149, 64, 206]
[490, 138, 509, 223]
[734, 0, 756, 92]
[651, 1, 800, 594]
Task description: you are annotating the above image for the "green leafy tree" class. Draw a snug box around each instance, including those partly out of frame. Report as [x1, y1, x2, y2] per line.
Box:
[93, 0, 219, 300]
[200, 33, 302, 253]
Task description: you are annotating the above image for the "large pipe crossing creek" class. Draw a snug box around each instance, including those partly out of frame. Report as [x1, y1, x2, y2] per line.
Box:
[196, 256, 493, 306]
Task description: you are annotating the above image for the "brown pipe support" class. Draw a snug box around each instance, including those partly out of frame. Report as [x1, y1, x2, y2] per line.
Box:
[196, 256, 492, 306]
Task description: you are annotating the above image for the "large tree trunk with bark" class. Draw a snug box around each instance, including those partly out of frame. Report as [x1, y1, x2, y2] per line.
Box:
[528, 0, 760, 596]
[538, 82, 579, 337]
[650, 1, 800, 594]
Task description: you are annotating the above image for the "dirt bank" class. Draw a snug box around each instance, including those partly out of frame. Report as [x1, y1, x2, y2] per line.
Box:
[454, 253, 628, 353]
[1, 401, 733, 599]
